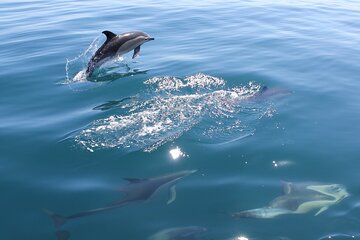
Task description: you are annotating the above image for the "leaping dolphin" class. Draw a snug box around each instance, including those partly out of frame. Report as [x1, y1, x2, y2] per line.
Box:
[86, 30, 155, 77]
[231, 182, 349, 219]
[45, 170, 196, 228]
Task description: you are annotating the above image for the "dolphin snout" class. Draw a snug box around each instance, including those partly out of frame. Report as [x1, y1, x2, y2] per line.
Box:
[148, 37, 155, 41]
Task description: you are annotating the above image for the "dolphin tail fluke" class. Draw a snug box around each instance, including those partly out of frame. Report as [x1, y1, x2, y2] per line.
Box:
[43, 208, 67, 228]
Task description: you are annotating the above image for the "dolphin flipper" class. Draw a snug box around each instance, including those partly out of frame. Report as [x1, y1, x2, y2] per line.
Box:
[167, 185, 177, 205]
[307, 185, 333, 195]
[133, 45, 141, 59]
[315, 206, 329, 216]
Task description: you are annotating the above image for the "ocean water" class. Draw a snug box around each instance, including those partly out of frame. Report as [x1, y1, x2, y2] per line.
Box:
[1, 0, 360, 239]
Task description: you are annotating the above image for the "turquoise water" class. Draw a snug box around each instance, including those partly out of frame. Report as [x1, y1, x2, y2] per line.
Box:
[1, 0, 360, 239]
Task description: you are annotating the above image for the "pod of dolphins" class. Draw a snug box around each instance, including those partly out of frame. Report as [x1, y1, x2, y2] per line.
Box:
[52, 31, 351, 239]
[45, 170, 197, 228]
[46, 170, 349, 240]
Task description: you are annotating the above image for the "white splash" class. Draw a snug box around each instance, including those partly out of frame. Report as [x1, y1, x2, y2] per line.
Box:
[72, 69, 87, 82]
[64, 36, 101, 84]
[144, 73, 225, 92]
[74, 74, 268, 152]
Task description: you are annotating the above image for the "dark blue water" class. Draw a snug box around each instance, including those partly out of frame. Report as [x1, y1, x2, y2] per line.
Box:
[1, 1, 360, 239]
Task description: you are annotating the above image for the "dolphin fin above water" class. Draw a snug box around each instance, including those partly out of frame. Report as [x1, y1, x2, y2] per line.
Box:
[102, 30, 117, 42]
[45, 170, 196, 228]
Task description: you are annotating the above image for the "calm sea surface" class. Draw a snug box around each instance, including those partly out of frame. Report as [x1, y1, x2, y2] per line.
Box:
[1, 0, 360, 239]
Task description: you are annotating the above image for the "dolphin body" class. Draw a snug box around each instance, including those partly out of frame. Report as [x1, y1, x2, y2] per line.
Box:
[149, 226, 207, 240]
[45, 170, 196, 228]
[251, 86, 292, 101]
[86, 30, 154, 77]
[231, 182, 349, 219]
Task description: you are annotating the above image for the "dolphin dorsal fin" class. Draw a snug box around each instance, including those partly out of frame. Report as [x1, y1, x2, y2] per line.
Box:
[282, 181, 292, 194]
[123, 178, 145, 183]
[102, 30, 117, 41]
[167, 185, 177, 205]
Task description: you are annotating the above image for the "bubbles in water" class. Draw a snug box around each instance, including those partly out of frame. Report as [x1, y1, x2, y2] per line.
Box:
[74, 74, 273, 153]
[144, 73, 225, 92]
[72, 69, 87, 82]
[64, 36, 101, 83]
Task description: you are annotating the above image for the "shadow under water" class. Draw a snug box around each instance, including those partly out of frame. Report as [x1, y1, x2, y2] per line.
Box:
[87, 67, 148, 83]
[93, 97, 137, 111]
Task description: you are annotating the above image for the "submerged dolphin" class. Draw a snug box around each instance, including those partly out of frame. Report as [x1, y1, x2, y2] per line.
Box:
[231, 182, 349, 219]
[251, 86, 292, 101]
[149, 226, 207, 240]
[45, 170, 196, 228]
[55, 230, 70, 240]
[86, 30, 154, 77]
